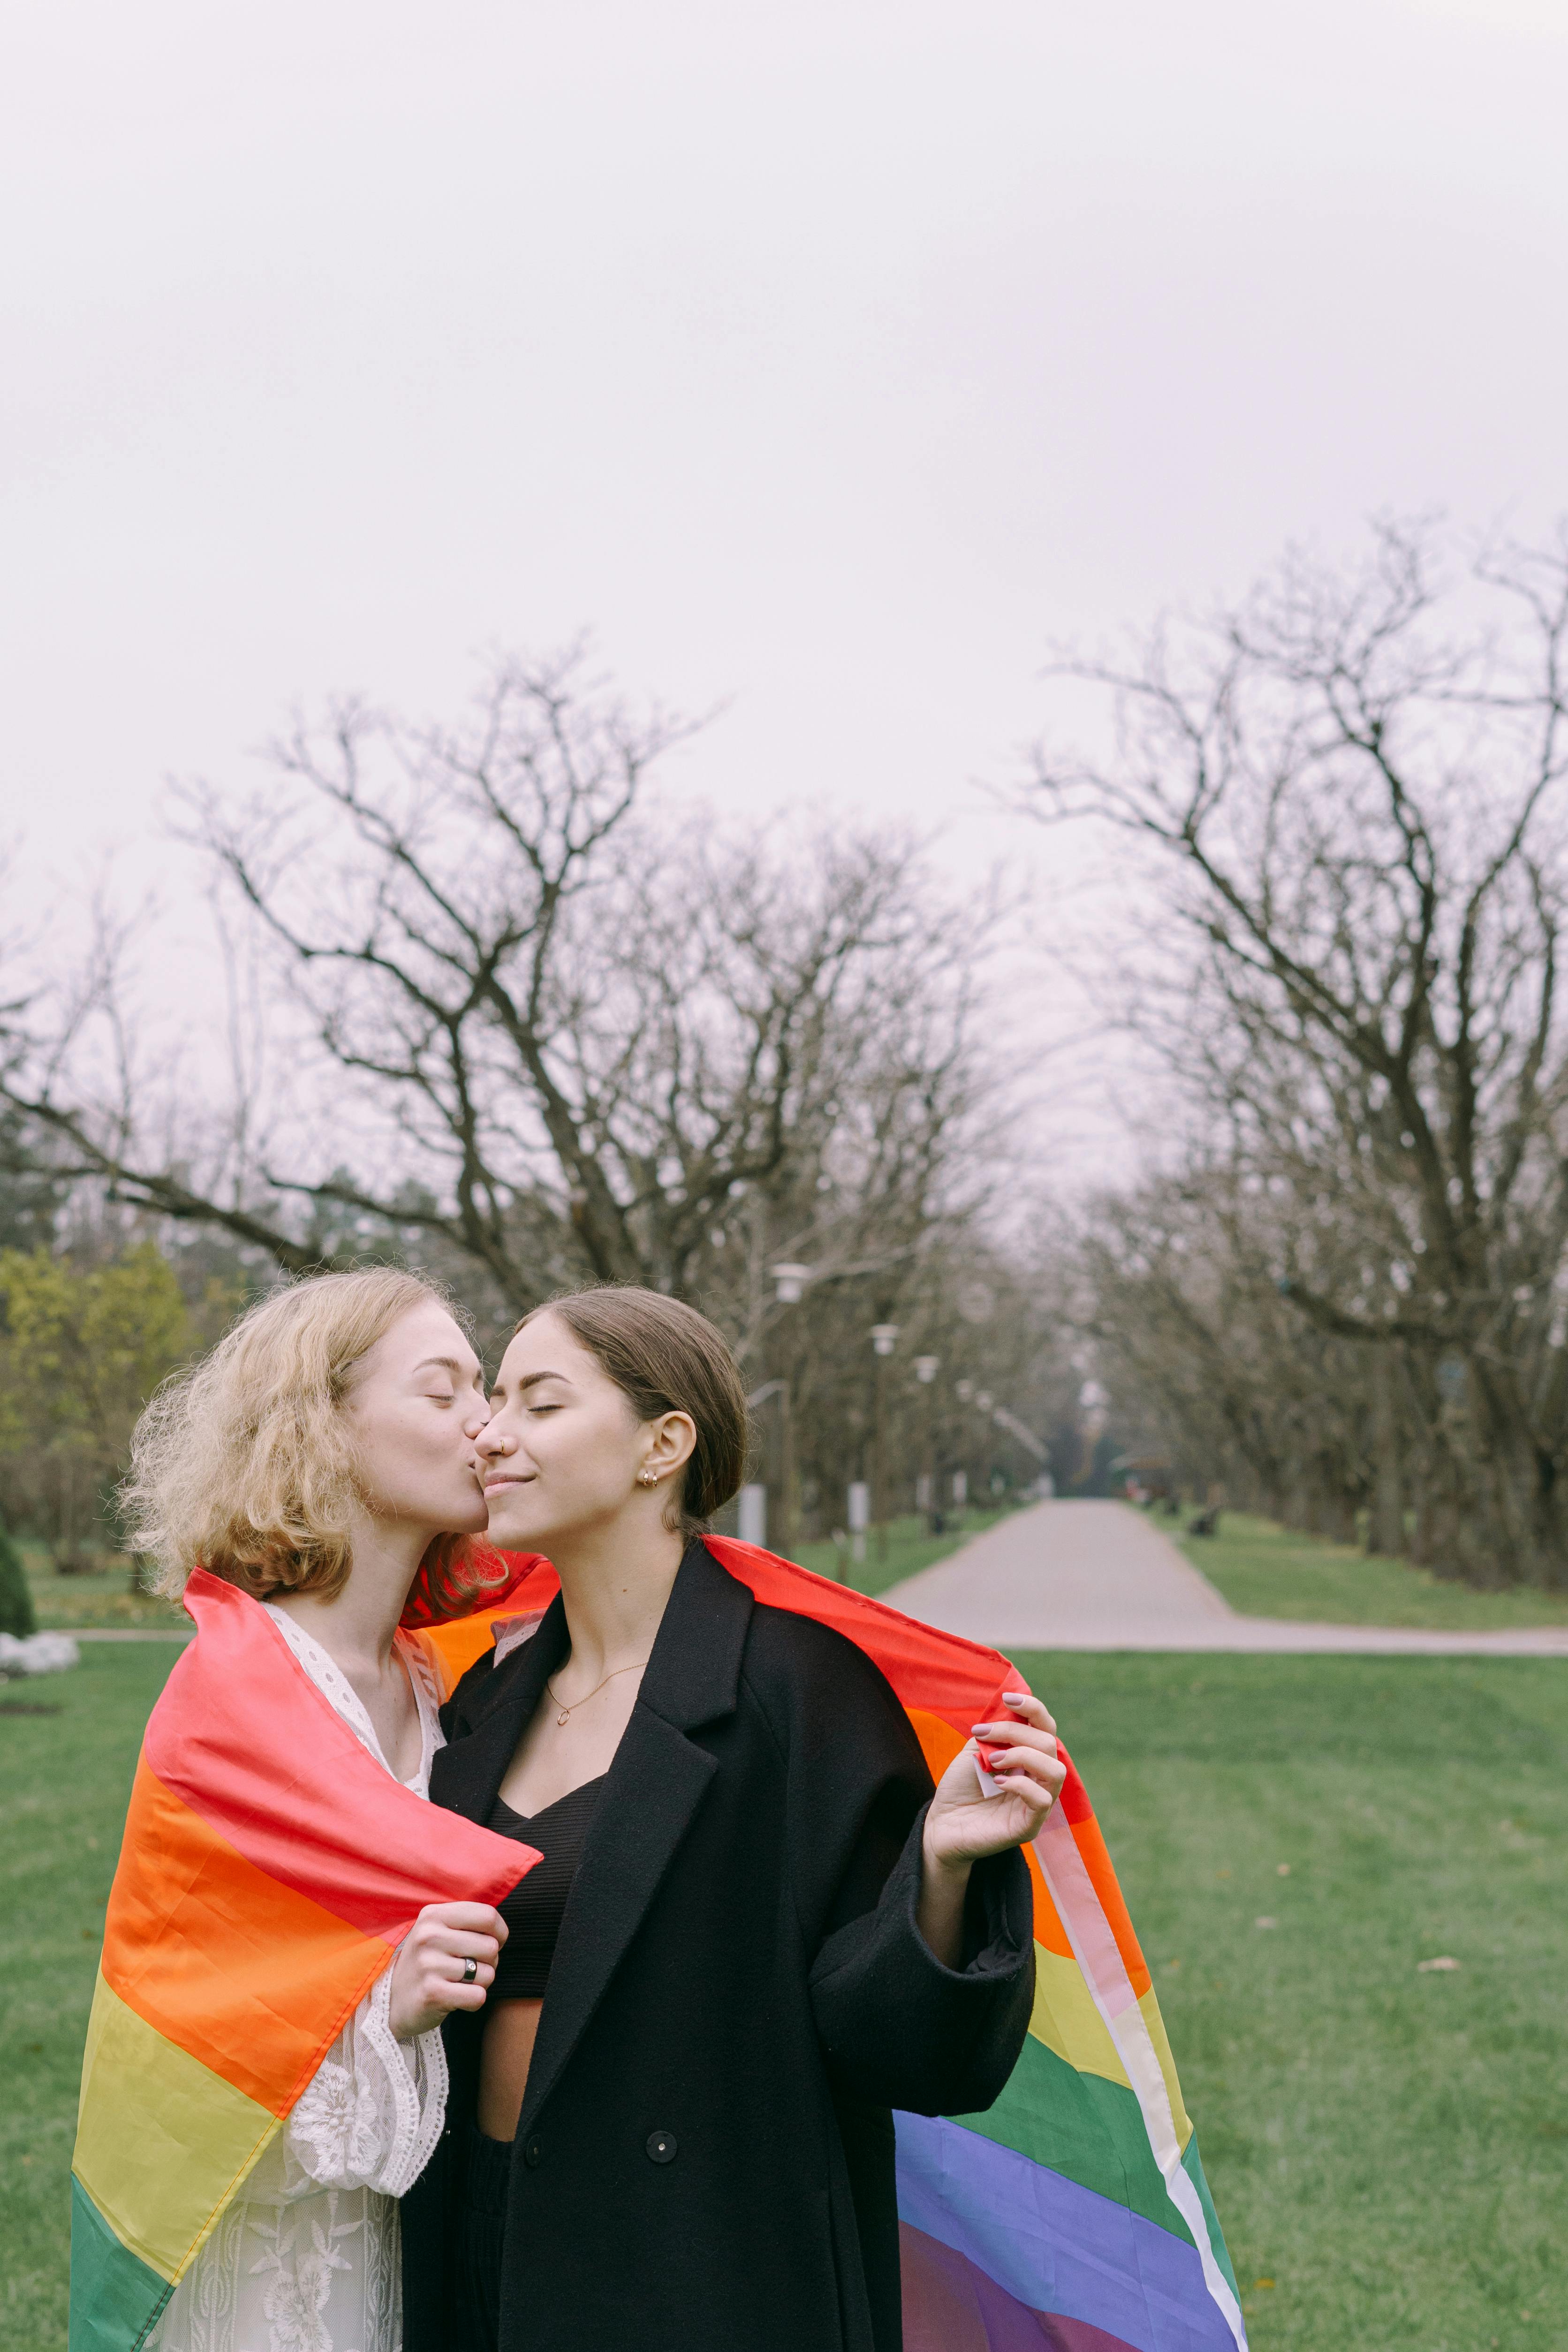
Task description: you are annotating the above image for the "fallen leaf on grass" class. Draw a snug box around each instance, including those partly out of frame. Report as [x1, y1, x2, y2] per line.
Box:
[1417, 1956, 1461, 1972]
[1253, 2277, 1275, 2290]
[1276, 1863, 1291, 1876]
[1254, 1916, 1278, 1930]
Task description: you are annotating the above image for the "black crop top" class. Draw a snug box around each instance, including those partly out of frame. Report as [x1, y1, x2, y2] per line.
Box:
[486, 1776, 607, 2000]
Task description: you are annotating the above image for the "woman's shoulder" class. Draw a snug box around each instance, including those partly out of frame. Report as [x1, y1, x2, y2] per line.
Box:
[735, 1601, 930, 1803]
[740, 1597, 910, 1728]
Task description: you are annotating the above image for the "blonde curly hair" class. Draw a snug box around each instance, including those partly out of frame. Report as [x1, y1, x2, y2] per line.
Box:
[124, 1265, 499, 1616]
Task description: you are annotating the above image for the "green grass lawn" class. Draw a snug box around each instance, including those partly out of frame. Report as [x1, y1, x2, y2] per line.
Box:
[1175, 1510, 1568, 1632]
[9, 1642, 1566, 2350]
[20, 1539, 187, 1633]
[1014, 1649, 1568, 2351]
[2, 1642, 176, 2350]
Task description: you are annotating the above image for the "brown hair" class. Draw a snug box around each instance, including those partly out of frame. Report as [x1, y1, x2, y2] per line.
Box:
[123, 1266, 502, 1617]
[520, 1287, 749, 1538]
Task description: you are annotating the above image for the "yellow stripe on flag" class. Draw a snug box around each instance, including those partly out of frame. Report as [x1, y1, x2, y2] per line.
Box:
[1029, 1942, 1132, 2087]
[1138, 1984, 1193, 2150]
[74, 1975, 280, 2285]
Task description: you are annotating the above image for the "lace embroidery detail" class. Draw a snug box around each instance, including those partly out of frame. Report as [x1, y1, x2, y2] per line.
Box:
[286, 2050, 386, 2190]
[248, 2192, 377, 2352]
[403, 2002, 448, 2192]
[284, 1965, 447, 2198]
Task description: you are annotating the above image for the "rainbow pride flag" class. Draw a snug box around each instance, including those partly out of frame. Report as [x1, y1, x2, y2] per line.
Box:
[70, 1571, 534, 2352]
[419, 1539, 1247, 2352]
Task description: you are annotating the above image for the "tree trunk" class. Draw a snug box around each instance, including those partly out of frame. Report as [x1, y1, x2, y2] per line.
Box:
[1458, 1360, 1568, 1590]
[1365, 1349, 1404, 1557]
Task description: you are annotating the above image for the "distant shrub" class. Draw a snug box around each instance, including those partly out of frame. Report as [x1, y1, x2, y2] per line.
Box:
[0, 1526, 37, 1639]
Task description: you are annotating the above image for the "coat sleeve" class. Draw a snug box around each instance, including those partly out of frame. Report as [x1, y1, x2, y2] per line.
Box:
[766, 1620, 1035, 2117]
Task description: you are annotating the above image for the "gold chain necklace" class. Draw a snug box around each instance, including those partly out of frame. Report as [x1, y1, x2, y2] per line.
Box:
[544, 1658, 648, 1729]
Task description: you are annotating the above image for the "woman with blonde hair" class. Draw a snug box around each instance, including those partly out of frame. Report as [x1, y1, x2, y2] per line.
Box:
[72, 1267, 530, 2352]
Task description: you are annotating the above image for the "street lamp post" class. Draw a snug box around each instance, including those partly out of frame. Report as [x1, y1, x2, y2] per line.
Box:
[913, 1354, 939, 1533]
[869, 1323, 901, 1563]
[954, 1380, 974, 1518]
[769, 1263, 812, 1560]
[968, 1383, 992, 1495]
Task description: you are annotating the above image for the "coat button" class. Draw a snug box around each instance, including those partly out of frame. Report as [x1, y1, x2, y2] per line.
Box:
[523, 2136, 543, 2168]
[645, 2129, 677, 2164]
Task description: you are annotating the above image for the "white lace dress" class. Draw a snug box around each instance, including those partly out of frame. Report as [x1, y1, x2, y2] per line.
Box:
[147, 1614, 450, 2352]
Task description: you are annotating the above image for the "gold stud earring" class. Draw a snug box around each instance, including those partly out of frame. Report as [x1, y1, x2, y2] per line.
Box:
[638, 1469, 659, 1488]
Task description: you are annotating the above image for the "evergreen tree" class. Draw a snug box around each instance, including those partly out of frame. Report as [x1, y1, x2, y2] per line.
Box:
[0, 1524, 36, 1639]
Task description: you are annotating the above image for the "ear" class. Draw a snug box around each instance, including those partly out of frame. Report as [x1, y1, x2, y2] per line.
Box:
[644, 1410, 697, 1480]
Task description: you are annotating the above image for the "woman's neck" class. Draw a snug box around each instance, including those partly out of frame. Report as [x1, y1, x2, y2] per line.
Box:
[270, 1510, 427, 1674]
[551, 1516, 688, 1682]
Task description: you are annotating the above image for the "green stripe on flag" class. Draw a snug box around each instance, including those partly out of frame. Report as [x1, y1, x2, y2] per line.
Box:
[69, 2176, 171, 2352]
[1182, 2132, 1241, 2301]
[950, 2030, 1199, 2242]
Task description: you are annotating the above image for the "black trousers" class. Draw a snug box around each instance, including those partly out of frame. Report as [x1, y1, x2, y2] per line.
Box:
[450, 2124, 510, 2352]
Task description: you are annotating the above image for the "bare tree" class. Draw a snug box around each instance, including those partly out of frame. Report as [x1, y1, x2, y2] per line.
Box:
[0, 650, 997, 1352]
[1073, 1165, 1390, 1543]
[1021, 517, 1568, 1586]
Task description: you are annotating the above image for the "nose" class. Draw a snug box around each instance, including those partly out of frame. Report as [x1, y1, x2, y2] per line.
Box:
[474, 1411, 511, 1457]
[465, 1393, 494, 1440]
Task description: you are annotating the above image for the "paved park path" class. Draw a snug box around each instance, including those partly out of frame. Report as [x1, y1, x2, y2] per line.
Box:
[883, 1498, 1568, 1654]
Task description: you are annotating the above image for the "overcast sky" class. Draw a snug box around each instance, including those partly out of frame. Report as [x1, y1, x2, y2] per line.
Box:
[4, 0, 1567, 1161]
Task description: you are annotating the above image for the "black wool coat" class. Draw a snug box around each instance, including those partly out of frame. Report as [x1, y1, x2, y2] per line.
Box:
[402, 1538, 1035, 2352]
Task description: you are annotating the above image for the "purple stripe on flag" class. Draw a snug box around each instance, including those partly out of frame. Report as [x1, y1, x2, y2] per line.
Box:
[901, 2222, 1139, 2352]
[895, 2114, 1242, 2352]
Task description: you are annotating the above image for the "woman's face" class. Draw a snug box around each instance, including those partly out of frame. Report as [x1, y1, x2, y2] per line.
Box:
[477, 1311, 694, 1551]
[343, 1298, 492, 1539]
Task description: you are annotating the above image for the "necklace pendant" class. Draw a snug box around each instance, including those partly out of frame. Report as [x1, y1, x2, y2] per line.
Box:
[556, 1708, 570, 1727]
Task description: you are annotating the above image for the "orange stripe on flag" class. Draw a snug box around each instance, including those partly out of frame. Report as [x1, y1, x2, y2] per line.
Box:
[102, 1760, 393, 2116]
[1065, 1803, 1151, 1999]
[411, 1599, 544, 1698]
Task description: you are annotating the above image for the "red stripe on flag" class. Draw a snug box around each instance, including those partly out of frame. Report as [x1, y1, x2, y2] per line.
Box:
[704, 1537, 1019, 1737]
[147, 1571, 534, 1940]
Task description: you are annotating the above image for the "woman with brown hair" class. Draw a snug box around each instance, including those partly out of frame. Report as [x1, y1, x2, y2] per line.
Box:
[108, 1269, 515, 2352]
[407, 1286, 1065, 2352]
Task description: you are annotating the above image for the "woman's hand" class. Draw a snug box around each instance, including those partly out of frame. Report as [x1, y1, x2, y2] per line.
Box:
[916, 1693, 1066, 1966]
[927, 1692, 1065, 1870]
[388, 1902, 507, 2041]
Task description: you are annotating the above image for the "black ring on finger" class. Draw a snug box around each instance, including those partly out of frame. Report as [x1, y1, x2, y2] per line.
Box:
[462, 1956, 478, 1983]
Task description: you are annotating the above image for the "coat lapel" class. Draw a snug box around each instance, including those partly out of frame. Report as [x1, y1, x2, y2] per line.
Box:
[519, 1539, 752, 2132]
[428, 1597, 569, 1826]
